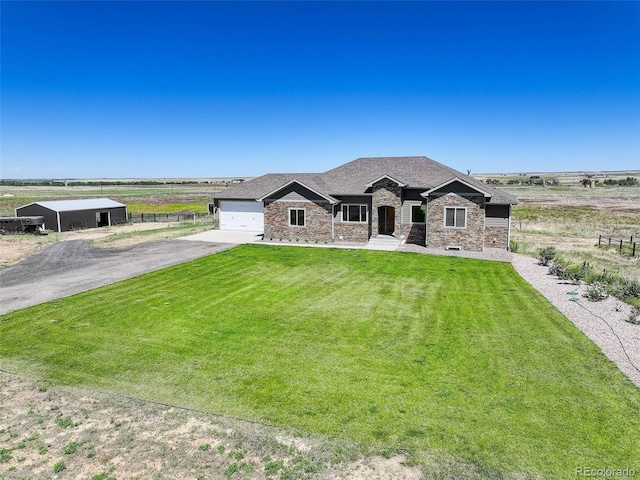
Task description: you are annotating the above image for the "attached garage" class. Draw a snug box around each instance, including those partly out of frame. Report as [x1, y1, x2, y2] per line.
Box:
[16, 198, 127, 232]
[218, 200, 264, 231]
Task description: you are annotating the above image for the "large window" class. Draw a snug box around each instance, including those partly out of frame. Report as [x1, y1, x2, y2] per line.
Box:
[342, 204, 367, 223]
[445, 207, 466, 228]
[289, 208, 305, 227]
[411, 204, 426, 223]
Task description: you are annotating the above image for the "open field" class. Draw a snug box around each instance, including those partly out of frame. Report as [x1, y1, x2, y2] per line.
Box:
[1, 245, 638, 479]
[505, 186, 640, 296]
[474, 170, 640, 187]
[0, 183, 224, 216]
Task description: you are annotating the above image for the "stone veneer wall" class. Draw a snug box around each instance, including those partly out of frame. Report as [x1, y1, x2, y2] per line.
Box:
[263, 200, 332, 242]
[213, 208, 220, 229]
[371, 179, 402, 237]
[484, 225, 509, 249]
[427, 193, 485, 251]
[398, 223, 426, 246]
[334, 222, 369, 243]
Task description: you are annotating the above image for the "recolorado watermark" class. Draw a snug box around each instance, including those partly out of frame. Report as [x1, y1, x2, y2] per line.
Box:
[576, 467, 636, 477]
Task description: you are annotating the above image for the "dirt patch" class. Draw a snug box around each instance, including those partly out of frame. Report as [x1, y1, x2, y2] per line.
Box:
[0, 223, 187, 268]
[516, 193, 640, 211]
[0, 372, 422, 479]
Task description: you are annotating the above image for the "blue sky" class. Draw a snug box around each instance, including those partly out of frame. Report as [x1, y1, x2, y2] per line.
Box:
[2, 1, 639, 179]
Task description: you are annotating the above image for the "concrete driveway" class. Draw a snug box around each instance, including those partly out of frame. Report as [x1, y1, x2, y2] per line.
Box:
[181, 229, 263, 244]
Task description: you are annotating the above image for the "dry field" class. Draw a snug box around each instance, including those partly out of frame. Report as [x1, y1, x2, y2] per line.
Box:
[1, 372, 419, 480]
[505, 185, 640, 282]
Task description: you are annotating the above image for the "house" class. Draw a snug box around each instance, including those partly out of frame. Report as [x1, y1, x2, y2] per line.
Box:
[16, 198, 127, 232]
[211, 156, 518, 251]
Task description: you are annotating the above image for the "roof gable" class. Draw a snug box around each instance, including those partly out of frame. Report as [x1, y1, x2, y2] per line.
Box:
[366, 174, 407, 188]
[257, 179, 339, 204]
[421, 177, 492, 198]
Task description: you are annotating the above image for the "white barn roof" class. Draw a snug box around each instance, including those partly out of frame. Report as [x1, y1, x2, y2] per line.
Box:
[20, 198, 126, 213]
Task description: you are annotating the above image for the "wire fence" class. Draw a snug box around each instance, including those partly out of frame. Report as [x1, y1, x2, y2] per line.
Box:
[597, 235, 637, 257]
[127, 212, 212, 223]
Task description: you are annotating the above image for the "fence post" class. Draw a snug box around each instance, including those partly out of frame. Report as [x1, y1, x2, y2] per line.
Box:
[608, 237, 611, 247]
[633, 242, 636, 257]
[598, 234, 601, 246]
[620, 239, 623, 252]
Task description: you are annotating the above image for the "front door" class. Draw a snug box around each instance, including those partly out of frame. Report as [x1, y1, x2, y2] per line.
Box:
[378, 206, 395, 235]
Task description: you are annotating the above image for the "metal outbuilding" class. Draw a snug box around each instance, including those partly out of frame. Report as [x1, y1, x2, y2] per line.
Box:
[15, 198, 127, 232]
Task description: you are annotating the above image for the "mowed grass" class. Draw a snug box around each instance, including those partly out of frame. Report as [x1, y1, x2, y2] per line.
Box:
[1, 245, 638, 478]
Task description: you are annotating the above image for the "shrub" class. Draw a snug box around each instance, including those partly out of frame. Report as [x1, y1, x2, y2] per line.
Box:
[565, 262, 592, 284]
[584, 282, 608, 302]
[53, 460, 66, 473]
[509, 239, 519, 253]
[548, 261, 566, 278]
[0, 448, 12, 463]
[627, 308, 640, 325]
[620, 279, 640, 299]
[63, 441, 78, 455]
[538, 246, 557, 266]
[585, 270, 618, 287]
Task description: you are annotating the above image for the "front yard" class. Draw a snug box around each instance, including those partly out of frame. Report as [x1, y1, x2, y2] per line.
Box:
[0, 245, 638, 478]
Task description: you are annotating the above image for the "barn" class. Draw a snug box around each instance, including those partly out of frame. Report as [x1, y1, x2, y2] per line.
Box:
[15, 198, 127, 232]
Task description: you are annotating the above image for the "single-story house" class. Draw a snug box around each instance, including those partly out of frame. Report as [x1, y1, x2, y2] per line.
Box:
[211, 156, 518, 251]
[16, 198, 127, 232]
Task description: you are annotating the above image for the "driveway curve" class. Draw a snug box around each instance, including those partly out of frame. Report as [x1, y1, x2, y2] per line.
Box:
[0, 239, 234, 314]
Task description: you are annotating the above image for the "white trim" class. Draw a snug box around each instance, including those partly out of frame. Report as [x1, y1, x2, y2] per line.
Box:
[288, 207, 306, 227]
[366, 175, 407, 188]
[421, 177, 492, 198]
[341, 204, 368, 223]
[444, 206, 467, 229]
[258, 179, 338, 204]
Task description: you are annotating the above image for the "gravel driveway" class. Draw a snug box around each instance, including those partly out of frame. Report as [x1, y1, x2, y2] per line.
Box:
[0, 239, 234, 314]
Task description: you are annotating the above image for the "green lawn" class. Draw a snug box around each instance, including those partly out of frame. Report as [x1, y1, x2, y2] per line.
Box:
[1, 245, 638, 478]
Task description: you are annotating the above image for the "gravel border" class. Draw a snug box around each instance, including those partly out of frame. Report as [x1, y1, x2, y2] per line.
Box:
[510, 253, 640, 387]
[397, 245, 640, 387]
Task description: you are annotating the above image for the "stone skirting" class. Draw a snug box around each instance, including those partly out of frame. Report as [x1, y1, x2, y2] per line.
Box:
[334, 222, 370, 243]
[398, 223, 426, 246]
[484, 225, 509, 249]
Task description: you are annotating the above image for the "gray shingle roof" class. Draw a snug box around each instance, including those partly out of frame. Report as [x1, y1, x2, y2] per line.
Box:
[214, 157, 517, 205]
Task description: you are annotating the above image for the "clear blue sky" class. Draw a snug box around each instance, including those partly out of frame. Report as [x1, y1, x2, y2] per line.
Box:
[2, 1, 639, 179]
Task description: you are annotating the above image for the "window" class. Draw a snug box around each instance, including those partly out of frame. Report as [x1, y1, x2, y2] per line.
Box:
[445, 207, 466, 228]
[289, 208, 305, 227]
[342, 204, 367, 223]
[411, 204, 426, 223]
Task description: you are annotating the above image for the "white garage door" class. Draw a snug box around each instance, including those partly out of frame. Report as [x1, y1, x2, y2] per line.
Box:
[219, 200, 264, 231]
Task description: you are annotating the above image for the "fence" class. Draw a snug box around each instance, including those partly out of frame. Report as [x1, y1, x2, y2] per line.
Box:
[597, 235, 637, 257]
[127, 212, 211, 223]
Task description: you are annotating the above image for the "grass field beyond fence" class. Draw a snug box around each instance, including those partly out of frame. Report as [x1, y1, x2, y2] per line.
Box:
[1, 245, 638, 478]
